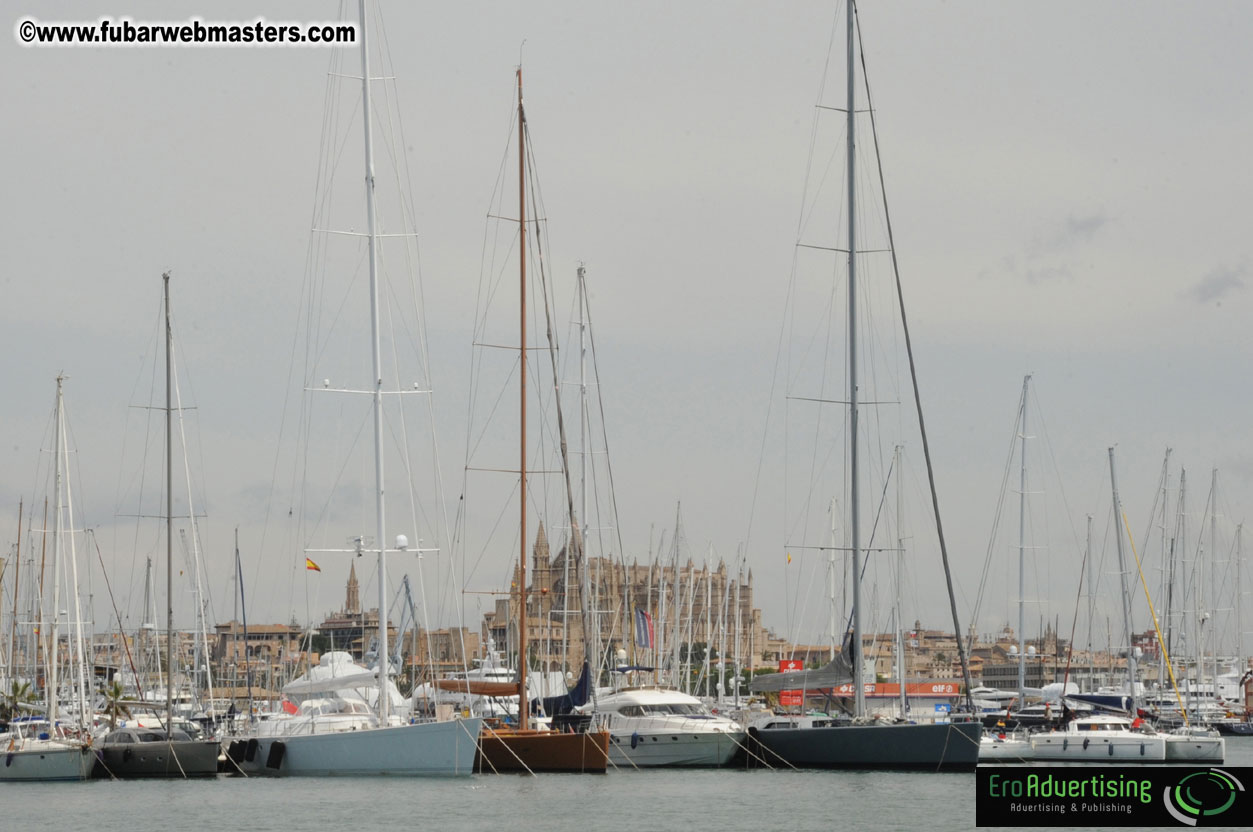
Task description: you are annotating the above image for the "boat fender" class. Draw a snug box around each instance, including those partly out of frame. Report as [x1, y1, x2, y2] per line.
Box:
[4, 754, 12, 767]
[1062, 739, 1068, 750]
[244, 738, 259, 762]
[266, 740, 286, 770]
[1082, 738, 1089, 750]
[631, 732, 640, 749]
[1139, 743, 1144, 756]
[1108, 743, 1114, 757]
[123, 747, 132, 763]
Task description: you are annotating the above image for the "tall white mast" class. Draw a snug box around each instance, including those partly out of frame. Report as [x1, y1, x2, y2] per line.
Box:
[734, 562, 742, 707]
[894, 445, 907, 718]
[671, 505, 681, 689]
[61, 386, 89, 729]
[1178, 469, 1192, 711]
[717, 560, 729, 701]
[705, 550, 712, 695]
[1108, 447, 1138, 713]
[164, 274, 175, 740]
[1084, 514, 1095, 689]
[576, 264, 588, 674]
[1237, 523, 1245, 664]
[1156, 451, 1172, 687]
[656, 544, 665, 685]
[1016, 374, 1030, 699]
[1208, 469, 1218, 690]
[48, 375, 65, 729]
[357, 0, 390, 723]
[682, 557, 697, 693]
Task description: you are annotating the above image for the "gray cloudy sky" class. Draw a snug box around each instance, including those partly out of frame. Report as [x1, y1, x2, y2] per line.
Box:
[2, 1, 1250, 655]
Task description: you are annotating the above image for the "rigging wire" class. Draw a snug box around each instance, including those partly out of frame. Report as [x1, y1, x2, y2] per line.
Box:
[856, 4, 974, 708]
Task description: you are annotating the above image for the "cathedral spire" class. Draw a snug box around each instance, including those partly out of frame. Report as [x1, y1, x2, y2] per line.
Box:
[346, 560, 361, 615]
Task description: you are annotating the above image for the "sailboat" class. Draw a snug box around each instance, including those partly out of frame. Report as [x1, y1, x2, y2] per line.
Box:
[746, 0, 980, 769]
[0, 376, 95, 782]
[969, 376, 1066, 762]
[94, 275, 220, 779]
[1028, 449, 1170, 762]
[230, 0, 481, 776]
[473, 69, 610, 775]
[1027, 449, 1224, 763]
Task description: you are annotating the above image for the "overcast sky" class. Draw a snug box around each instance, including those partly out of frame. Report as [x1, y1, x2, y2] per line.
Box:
[3, 1, 1250, 658]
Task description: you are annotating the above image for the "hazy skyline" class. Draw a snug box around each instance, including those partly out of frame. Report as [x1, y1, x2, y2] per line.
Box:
[3, 1, 1250, 657]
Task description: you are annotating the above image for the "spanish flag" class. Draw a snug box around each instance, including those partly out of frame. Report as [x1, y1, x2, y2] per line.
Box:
[786, 552, 792, 565]
[305, 557, 321, 572]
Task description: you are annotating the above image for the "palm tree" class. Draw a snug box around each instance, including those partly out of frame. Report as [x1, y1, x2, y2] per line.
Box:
[2, 679, 33, 722]
[101, 680, 130, 729]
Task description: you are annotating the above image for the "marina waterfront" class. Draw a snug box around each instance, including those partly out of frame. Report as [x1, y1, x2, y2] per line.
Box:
[5, 2, 1253, 827]
[3, 737, 1250, 831]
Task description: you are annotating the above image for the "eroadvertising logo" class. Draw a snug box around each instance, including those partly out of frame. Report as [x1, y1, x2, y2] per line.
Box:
[1163, 768, 1245, 826]
[975, 766, 1251, 827]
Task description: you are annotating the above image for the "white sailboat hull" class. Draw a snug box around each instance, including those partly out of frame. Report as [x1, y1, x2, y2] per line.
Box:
[1029, 731, 1165, 761]
[978, 733, 1032, 762]
[1163, 732, 1224, 762]
[607, 729, 742, 768]
[233, 717, 482, 777]
[0, 741, 94, 781]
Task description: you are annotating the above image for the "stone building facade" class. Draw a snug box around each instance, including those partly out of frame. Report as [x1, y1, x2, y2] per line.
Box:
[482, 524, 775, 680]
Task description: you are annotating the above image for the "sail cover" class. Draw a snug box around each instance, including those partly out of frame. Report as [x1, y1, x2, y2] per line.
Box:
[749, 644, 854, 693]
[533, 660, 591, 716]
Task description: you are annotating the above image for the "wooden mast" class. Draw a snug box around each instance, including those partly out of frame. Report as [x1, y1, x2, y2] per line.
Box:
[516, 66, 529, 732]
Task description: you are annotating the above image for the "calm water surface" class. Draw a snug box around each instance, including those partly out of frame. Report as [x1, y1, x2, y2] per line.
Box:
[6, 737, 1251, 831]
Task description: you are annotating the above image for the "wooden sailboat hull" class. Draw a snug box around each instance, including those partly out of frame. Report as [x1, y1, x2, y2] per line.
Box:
[748, 721, 981, 770]
[476, 726, 610, 773]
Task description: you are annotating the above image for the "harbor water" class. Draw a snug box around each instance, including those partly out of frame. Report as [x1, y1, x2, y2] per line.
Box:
[5, 737, 1251, 831]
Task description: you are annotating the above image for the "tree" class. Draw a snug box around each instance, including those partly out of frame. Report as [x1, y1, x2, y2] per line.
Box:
[309, 632, 331, 655]
[2, 680, 34, 722]
[101, 679, 131, 729]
